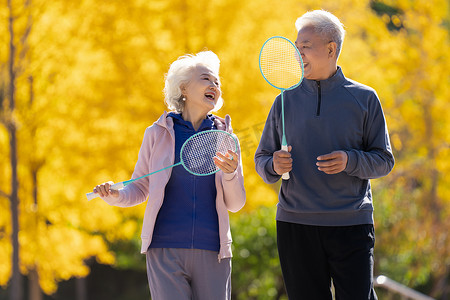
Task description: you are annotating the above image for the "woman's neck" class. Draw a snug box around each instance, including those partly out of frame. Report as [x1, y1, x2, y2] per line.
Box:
[181, 108, 207, 131]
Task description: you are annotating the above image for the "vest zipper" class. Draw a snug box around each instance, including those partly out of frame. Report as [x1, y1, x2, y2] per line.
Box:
[191, 175, 196, 248]
[316, 81, 322, 116]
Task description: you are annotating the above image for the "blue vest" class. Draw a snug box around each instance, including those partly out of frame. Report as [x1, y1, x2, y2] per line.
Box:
[149, 113, 220, 252]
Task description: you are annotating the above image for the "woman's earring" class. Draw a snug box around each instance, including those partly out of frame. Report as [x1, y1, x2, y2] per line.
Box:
[182, 96, 186, 101]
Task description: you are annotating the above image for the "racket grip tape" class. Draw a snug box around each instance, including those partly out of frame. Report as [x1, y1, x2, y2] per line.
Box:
[281, 145, 290, 180]
[86, 181, 125, 201]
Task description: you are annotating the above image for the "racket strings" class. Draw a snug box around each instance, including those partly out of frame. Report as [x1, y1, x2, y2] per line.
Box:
[260, 37, 303, 89]
[181, 131, 237, 176]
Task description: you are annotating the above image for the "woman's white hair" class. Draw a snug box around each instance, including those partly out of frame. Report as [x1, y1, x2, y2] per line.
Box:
[295, 10, 346, 58]
[164, 51, 224, 113]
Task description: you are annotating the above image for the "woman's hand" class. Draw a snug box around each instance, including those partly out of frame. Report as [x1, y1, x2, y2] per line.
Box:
[214, 150, 238, 174]
[93, 181, 119, 198]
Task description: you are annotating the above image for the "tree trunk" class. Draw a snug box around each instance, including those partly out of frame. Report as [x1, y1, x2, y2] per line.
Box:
[28, 268, 42, 300]
[29, 162, 43, 300]
[76, 277, 88, 300]
[7, 0, 23, 299]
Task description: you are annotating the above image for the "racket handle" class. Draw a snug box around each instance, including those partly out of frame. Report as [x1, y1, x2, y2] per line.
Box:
[86, 182, 125, 201]
[86, 192, 97, 201]
[281, 145, 290, 180]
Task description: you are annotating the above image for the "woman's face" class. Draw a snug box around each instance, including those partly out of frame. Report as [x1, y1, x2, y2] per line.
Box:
[183, 65, 221, 115]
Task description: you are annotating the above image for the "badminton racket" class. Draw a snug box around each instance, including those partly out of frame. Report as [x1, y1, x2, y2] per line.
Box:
[86, 129, 238, 200]
[259, 36, 304, 180]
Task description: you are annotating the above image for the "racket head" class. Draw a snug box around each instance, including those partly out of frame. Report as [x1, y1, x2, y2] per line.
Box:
[180, 129, 238, 176]
[259, 36, 304, 91]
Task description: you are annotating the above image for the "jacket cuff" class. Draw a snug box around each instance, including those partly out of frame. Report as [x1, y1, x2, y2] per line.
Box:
[265, 157, 279, 177]
[344, 150, 357, 174]
[101, 190, 124, 205]
[222, 170, 238, 181]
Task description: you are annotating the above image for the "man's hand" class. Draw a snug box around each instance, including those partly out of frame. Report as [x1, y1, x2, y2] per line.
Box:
[316, 151, 348, 174]
[273, 146, 293, 175]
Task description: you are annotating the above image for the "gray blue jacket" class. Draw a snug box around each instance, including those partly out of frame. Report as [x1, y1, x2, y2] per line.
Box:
[255, 67, 394, 226]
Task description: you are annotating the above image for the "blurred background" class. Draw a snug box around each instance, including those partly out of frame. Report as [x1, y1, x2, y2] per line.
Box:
[0, 0, 449, 299]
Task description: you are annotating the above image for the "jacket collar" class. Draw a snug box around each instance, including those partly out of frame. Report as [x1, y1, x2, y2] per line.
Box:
[155, 111, 232, 133]
[301, 66, 346, 93]
[167, 112, 215, 132]
[155, 111, 174, 129]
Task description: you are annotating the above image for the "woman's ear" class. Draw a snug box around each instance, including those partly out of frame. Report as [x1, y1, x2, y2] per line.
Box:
[180, 83, 188, 99]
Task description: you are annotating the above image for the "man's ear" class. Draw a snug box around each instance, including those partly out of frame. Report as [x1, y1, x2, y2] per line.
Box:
[328, 42, 337, 58]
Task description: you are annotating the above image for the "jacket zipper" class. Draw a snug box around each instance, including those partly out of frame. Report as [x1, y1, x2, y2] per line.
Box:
[191, 175, 196, 248]
[316, 81, 322, 116]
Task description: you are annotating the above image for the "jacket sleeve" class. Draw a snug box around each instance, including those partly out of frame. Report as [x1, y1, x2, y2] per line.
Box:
[221, 134, 246, 212]
[344, 92, 395, 179]
[101, 127, 153, 207]
[214, 115, 246, 212]
[254, 98, 283, 184]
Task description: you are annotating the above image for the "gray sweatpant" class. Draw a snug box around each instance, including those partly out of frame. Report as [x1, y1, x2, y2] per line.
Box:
[146, 248, 231, 300]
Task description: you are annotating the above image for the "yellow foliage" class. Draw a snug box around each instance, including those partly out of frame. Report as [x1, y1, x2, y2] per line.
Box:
[1, 0, 449, 294]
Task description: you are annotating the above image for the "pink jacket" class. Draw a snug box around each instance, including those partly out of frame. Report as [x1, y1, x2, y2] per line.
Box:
[101, 112, 246, 261]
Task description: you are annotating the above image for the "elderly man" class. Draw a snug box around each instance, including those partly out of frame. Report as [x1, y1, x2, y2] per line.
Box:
[255, 10, 394, 299]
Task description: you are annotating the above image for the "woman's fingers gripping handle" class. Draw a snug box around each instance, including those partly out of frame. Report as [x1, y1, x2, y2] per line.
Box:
[86, 181, 122, 201]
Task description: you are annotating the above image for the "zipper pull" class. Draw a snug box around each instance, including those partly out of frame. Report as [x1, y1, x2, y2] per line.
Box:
[316, 81, 322, 116]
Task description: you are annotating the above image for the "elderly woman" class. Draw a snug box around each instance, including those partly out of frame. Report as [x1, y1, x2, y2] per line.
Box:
[93, 51, 246, 300]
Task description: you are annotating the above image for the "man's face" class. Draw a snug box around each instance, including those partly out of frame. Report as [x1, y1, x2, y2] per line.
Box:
[295, 26, 335, 81]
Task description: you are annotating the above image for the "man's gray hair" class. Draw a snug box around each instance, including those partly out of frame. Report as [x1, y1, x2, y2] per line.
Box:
[295, 10, 346, 58]
[164, 51, 223, 113]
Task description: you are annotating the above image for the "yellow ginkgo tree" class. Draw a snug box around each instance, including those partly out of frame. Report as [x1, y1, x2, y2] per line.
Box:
[1, 0, 449, 298]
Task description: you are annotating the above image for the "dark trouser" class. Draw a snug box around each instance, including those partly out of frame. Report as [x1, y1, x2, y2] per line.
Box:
[277, 221, 378, 300]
